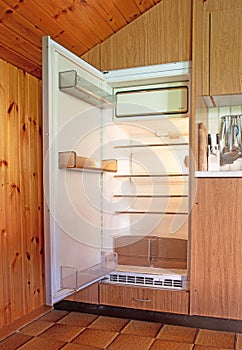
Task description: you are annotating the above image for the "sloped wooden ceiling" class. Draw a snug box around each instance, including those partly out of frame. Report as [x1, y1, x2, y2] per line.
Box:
[0, 0, 161, 79]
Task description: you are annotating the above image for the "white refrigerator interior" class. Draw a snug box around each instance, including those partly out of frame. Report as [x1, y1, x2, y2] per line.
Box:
[43, 36, 191, 305]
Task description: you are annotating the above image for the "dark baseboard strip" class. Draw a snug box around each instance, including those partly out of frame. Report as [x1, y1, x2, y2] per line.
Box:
[54, 301, 242, 333]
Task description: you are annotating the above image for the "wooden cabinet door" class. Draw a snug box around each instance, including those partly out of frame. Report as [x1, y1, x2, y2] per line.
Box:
[190, 178, 242, 320]
[100, 0, 191, 71]
[100, 283, 189, 314]
[202, 1, 242, 95]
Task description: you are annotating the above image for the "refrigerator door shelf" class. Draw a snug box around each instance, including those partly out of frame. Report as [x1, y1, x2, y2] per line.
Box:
[58, 151, 117, 172]
[59, 70, 114, 108]
[60, 252, 118, 290]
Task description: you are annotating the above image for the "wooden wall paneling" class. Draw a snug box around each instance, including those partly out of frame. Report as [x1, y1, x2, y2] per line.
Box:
[28, 74, 38, 309]
[18, 69, 29, 316]
[28, 74, 44, 308]
[190, 178, 242, 320]
[100, 284, 189, 314]
[37, 79, 45, 307]
[81, 45, 101, 70]
[100, 0, 192, 71]
[21, 72, 32, 313]
[7, 65, 25, 321]
[23, 74, 45, 310]
[0, 59, 11, 328]
[0, 58, 44, 328]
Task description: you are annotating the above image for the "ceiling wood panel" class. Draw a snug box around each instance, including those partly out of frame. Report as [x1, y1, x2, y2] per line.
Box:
[35, 0, 101, 48]
[0, 2, 45, 48]
[0, 44, 41, 77]
[3, 0, 89, 53]
[133, 0, 157, 12]
[113, 0, 141, 22]
[0, 0, 161, 79]
[0, 24, 41, 64]
[58, 0, 115, 40]
[83, 0, 127, 32]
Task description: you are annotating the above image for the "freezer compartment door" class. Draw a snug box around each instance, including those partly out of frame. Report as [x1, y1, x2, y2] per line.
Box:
[115, 83, 189, 119]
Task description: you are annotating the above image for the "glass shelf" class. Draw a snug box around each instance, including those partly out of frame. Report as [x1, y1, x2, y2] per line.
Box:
[113, 194, 188, 198]
[115, 210, 188, 215]
[114, 174, 189, 178]
[114, 143, 189, 149]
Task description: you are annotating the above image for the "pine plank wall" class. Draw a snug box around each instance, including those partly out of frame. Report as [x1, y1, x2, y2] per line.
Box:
[0, 58, 45, 328]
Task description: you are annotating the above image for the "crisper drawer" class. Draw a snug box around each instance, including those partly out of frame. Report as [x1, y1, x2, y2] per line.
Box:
[100, 283, 189, 314]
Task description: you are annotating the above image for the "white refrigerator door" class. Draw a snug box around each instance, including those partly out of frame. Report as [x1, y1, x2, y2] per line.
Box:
[42, 36, 116, 305]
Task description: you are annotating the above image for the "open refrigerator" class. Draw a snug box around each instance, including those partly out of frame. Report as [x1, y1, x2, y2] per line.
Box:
[42, 36, 192, 305]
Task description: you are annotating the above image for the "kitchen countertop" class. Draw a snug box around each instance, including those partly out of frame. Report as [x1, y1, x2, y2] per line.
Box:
[195, 171, 242, 178]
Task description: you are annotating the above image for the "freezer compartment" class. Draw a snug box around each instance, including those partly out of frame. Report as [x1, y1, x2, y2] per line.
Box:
[60, 252, 118, 290]
[114, 82, 189, 119]
[114, 236, 187, 269]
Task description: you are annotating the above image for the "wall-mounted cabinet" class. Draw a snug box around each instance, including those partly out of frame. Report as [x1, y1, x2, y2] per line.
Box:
[100, 0, 192, 71]
[202, 1, 242, 103]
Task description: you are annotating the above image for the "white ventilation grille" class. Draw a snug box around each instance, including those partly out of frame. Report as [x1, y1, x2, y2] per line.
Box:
[105, 271, 187, 290]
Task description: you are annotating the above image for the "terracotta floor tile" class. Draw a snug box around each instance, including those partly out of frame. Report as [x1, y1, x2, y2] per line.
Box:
[62, 343, 102, 350]
[39, 324, 83, 342]
[38, 309, 69, 323]
[150, 339, 194, 350]
[58, 312, 98, 327]
[88, 316, 129, 332]
[0, 333, 32, 350]
[72, 328, 118, 348]
[121, 319, 161, 337]
[236, 334, 242, 349]
[19, 320, 54, 336]
[193, 346, 233, 350]
[18, 336, 65, 350]
[157, 325, 197, 344]
[195, 329, 235, 349]
[107, 333, 154, 350]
